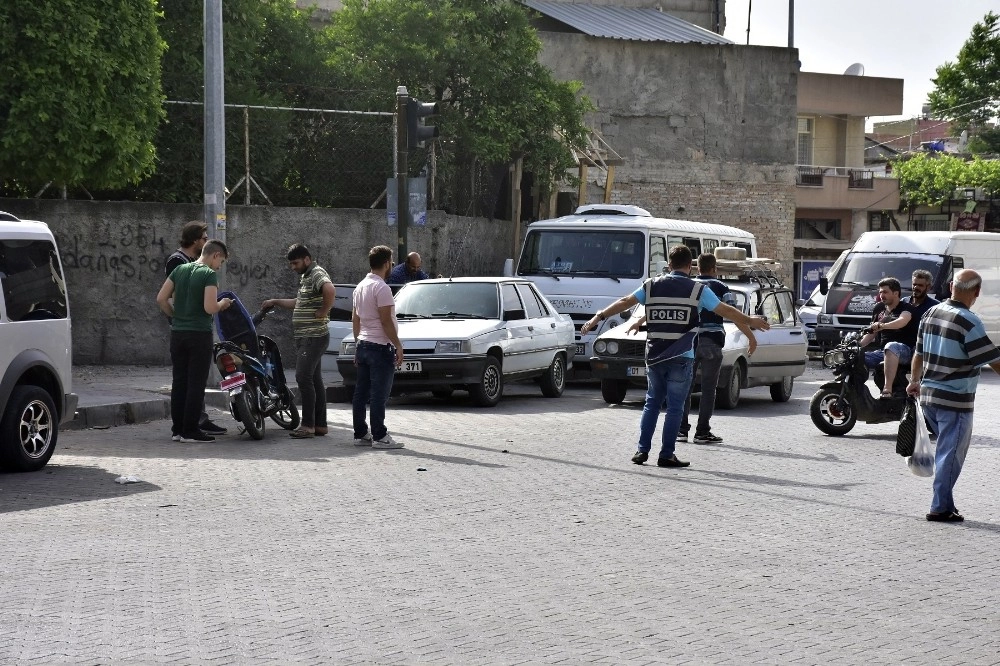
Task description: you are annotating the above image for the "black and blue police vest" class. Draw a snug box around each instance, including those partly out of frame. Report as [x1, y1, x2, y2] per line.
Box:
[643, 273, 703, 364]
[696, 276, 728, 347]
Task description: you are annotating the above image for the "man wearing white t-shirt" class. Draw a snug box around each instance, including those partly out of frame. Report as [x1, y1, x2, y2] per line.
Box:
[352, 245, 405, 449]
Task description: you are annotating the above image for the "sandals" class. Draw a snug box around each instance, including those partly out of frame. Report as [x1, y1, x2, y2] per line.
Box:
[289, 428, 315, 439]
[314, 427, 328, 436]
[880, 390, 893, 399]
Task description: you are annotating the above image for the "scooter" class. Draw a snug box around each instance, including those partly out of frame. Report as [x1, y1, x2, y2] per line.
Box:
[809, 329, 908, 436]
[213, 293, 300, 440]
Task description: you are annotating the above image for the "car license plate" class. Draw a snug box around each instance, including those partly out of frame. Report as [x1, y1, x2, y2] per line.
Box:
[626, 366, 647, 377]
[575, 343, 585, 356]
[220, 372, 247, 391]
[397, 360, 422, 373]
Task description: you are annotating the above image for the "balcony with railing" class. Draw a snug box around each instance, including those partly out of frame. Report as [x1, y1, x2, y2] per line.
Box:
[795, 165, 899, 210]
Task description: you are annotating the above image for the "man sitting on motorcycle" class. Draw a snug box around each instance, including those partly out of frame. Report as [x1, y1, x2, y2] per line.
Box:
[860, 277, 918, 398]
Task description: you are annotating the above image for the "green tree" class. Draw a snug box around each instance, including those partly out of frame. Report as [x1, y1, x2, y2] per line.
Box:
[327, 0, 591, 212]
[927, 11, 1000, 130]
[895, 153, 1000, 206]
[128, 0, 339, 204]
[0, 0, 165, 192]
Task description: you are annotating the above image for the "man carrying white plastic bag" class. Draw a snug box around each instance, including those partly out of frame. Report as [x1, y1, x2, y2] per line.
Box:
[907, 269, 1000, 523]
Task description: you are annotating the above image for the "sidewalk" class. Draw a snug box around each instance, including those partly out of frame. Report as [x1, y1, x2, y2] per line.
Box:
[68, 365, 349, 430]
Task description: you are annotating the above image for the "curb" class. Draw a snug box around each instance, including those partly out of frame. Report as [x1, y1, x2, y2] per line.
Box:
[68, 384, 353, 430]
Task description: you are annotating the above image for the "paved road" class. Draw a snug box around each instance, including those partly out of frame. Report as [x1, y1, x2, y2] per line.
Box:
[4, 363, 1000, 664]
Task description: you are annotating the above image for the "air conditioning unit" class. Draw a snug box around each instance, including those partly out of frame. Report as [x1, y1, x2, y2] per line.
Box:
[954, 187, 982, 200]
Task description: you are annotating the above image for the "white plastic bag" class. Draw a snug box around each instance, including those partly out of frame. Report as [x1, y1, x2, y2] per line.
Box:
[907, 400, 934, 477]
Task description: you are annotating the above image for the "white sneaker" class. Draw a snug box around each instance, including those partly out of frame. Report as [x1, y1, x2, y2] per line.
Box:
[171, 434, 181, 442]
[372, 434, 404, 449]
[354, 432, 373, 446]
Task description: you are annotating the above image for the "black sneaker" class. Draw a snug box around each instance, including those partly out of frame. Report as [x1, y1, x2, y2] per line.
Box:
[657, 455, 690, 468]
[926, 511, 964, 522]
[631, 451, 649, 465]
[199, 420, 228, 435]
[678, 427, 690, 442]
[693, 432, 723, 444]
[179, 431, 215, 443]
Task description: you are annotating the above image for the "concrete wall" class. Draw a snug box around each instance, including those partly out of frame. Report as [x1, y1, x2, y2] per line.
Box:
[536, 34, 798, 267]
[0, 199, 510, 366]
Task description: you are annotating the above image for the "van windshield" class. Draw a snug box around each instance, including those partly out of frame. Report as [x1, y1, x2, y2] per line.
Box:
[834, 253, 943, 289]
[518, 230, 645, 279]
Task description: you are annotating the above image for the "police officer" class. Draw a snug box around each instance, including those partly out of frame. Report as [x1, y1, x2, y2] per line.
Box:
[582, 245, 769, 468]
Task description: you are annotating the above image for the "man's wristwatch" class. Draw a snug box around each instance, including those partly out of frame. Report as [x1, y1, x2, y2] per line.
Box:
[597, 311, 606, 321]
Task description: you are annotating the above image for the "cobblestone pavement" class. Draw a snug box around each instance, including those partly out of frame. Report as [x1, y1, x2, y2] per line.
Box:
[4, 364, 1000, 664]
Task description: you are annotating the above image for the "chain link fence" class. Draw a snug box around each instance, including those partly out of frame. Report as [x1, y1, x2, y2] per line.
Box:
[8, 96, 511, 219]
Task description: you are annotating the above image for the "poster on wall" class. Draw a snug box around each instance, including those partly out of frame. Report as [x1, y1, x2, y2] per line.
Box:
[953, 212, 983, 231]
[798, 260, 835, 300]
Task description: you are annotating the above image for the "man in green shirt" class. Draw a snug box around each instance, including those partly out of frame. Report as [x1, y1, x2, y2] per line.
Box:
[262, 244, 335, 438]
[156, 240, 233, 442]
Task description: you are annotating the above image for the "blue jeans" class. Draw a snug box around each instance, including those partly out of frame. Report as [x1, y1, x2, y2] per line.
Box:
[352, 340, 396, 440]
[922, 404, 974, 514]
[638, 357, 695, 459]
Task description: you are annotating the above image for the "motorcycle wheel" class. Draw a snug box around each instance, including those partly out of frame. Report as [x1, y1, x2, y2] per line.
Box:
[269, 387, 301, 430]
[234, 390, 265, 440]
[809, 388, 857, 436]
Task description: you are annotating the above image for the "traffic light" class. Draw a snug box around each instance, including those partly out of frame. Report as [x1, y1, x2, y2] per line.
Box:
[406, 98, 439, 149]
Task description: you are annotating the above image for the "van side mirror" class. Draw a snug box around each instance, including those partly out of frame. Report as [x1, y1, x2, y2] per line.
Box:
[819, 277, 829, 295]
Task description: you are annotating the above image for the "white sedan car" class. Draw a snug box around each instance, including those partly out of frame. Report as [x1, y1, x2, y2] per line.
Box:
[337, 277, 575, 406]
[590, 279, 807, 408]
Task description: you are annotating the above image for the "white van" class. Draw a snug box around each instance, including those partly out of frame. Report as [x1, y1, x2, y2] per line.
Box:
[507, 204, 757, 368]
[815, 231, 1000, 347]
[0, 212, 76, 472]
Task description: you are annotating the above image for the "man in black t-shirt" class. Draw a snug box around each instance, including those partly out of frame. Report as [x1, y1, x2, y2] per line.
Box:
[163, 221, 227, 437]
[860, 277, 916, 397]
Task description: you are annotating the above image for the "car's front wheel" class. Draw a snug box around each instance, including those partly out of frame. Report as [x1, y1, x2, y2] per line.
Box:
[769, 376, 794, 402]
[0, 386, 58, 472]
[600, 379, 628, 404]
[470, 356, 503, 407]
[539, 354, 566, 398]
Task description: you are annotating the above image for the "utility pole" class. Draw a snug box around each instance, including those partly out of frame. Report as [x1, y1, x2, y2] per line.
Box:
[204, 0, 226, 250]
[395, 86, 409, 262]
[787, 0, 794, 48]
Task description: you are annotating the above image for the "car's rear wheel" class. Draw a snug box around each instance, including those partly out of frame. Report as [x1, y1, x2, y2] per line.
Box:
[539, 354, 566, 398]
[0, 386, 58, 472]
[470, 356, 503, 407]
[600, 379, 628, 404]
[770, 376, 794, 402]
[716, 362, 743, 410]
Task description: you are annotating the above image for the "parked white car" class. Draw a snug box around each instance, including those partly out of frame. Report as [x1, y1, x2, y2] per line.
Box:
[322, 284, 358, 373]
[590, 277, 807, 408]
[337, 277, 575, 406]
[0, 211, 77, 471]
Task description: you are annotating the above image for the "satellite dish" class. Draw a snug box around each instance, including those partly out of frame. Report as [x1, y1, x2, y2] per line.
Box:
[844, 63, 865, 76]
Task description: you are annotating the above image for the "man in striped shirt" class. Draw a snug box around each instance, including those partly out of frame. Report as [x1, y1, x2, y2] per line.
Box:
[907, 269, 1000, 523]
[263, 244, 335, 438]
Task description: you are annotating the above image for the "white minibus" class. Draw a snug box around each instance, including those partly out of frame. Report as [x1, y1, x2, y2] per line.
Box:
[506, 204, 757, 369]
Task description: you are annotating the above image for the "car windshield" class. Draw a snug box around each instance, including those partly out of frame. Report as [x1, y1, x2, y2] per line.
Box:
[835, 254, 943, 289]
[518, 229, 645, 279]
[395, 282, 500, 319]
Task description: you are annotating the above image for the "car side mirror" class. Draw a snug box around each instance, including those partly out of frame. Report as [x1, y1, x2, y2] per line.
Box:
[503, 309, 526, 321]
[795, 298, 805, 308]
[819, 277, 829, 295]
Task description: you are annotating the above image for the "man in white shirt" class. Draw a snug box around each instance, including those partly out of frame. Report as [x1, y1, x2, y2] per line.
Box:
[352, 245, 405, 449]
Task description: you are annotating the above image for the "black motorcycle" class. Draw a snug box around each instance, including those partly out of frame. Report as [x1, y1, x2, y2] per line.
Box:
[809, 330, 908, 436]
[213, 293, 300, 440]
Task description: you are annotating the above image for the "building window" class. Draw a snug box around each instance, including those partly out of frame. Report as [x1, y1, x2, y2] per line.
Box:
[795, 218, 840, 241]
[797, 118, 814, 165]
[868, 212, 891, 231]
